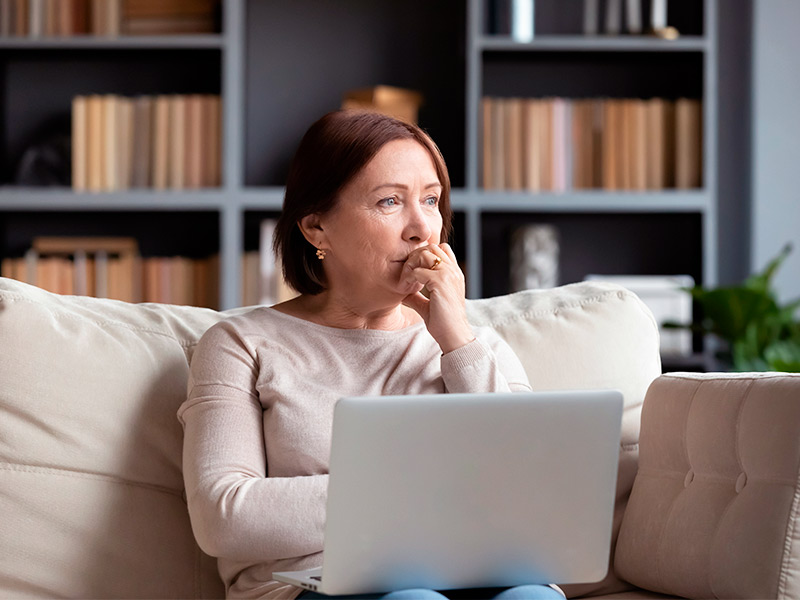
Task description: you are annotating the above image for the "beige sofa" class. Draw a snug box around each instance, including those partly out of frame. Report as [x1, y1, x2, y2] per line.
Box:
[0, 276, 798, 599]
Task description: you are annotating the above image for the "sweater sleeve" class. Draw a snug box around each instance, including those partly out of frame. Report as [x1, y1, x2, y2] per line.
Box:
[178, 320, 327, 563]
[440, 327, 532, 393]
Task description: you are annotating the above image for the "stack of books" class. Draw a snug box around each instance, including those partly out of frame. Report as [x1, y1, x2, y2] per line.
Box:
[71, 94, 222, 192]
[482, 96, 702, 192]
[0, 0, 219, 37]
[0, 236, 220, 308]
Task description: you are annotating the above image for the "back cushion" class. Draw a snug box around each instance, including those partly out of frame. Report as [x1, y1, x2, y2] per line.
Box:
[0, 277, 228, 598]
[0, 278, 661, 598]
[615, 372, 800, 599]
[466, 282, 663, 596]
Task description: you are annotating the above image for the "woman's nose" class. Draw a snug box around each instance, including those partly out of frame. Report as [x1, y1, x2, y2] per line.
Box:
[403, 202, 433, 242]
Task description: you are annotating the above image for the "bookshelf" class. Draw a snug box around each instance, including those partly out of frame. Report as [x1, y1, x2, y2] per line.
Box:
[0, 0, 718, 312]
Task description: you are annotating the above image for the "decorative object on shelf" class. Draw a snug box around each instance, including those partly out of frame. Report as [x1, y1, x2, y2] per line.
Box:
[341, 86, 423, 126]
[585, 274, 694, 357]
[510, 0, 534, 42]
[482, 96, 702, 192]
[509, 224, 559, 291]
[15, 131, 71, 187]
[665, 244, 800, 372]
[71, 93, 222, 192]
[649, 0, 679, 39]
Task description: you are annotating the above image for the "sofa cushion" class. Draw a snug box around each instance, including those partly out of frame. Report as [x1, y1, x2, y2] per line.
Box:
[0, 277, 230, 598]
[0, 277, 661, 598]
[466, 282, 662, 596]
[615, 372, 800, 600]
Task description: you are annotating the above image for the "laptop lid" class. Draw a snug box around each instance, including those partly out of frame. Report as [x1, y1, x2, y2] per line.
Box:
[316, 390, 624, 596]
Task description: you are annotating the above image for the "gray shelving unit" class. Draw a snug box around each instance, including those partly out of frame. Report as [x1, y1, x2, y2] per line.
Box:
[0, 0, 718, 310]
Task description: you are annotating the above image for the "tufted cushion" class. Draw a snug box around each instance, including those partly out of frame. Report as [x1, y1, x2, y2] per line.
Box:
[0, 277, 661, 598]
[615, 372, 800, 599]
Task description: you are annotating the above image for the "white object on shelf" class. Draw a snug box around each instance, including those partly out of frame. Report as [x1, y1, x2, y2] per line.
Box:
[585, 274, 694, 356]
[511, 0, 534, 42]
[651, 0, 667, 31]
[510, 224, 559, 291]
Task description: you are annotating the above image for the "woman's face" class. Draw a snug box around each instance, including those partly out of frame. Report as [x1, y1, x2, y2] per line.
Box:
[314, 138, 444, 302]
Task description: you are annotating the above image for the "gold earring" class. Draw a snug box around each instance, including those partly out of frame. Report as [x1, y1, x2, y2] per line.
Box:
[316, 248, 327, 260]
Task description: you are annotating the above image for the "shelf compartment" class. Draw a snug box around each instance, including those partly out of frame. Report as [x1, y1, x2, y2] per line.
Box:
[244, 0, 467, 188]
[480, 210, 703, 298]
[482, 50, 703, 99]
[482, 0, 704, 37]
[0, 48, 222, 186]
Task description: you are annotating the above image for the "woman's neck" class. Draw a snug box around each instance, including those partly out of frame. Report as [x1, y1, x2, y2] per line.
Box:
[274, 291, 421, 331]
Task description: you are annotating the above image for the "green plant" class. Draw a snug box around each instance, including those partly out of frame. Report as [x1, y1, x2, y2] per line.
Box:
[665, 243, 800, 372]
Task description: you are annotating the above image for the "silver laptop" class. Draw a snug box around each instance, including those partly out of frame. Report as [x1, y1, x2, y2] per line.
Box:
[274, 390, 623, 596]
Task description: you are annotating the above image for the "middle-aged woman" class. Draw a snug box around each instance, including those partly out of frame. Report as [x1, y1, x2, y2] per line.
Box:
[179, 110, 563, 600]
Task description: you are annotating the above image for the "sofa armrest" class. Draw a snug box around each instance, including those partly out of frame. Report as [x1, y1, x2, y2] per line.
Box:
[615, 372, 800, 600]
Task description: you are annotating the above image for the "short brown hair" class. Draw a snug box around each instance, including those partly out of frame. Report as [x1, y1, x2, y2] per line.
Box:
[273, 110, 452, 296]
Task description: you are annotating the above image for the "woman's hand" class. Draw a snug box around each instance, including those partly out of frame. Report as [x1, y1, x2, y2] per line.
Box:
[401, 243, 475, 354]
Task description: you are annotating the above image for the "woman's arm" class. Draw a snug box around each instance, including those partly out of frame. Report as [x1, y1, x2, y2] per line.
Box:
[178, 321, 327, 563]
[440, 328, 532, 394]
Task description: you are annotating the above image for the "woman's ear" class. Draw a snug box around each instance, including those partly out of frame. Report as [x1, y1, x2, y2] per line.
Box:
[298, 213, 326, 249]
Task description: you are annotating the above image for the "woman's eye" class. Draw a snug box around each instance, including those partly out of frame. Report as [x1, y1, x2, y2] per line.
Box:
[424, 196, 439, 206]
[379, 197, 397, 207]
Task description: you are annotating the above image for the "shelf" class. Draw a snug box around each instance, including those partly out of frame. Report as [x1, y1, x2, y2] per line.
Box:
[479, 35, 708, 52]
[450, 189, 711, 212]
[0, 35, 225, 50]
[0, 188, 229, 210]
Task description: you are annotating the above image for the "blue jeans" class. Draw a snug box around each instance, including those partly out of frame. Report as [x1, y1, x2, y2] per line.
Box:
[298, 584, 563, 599]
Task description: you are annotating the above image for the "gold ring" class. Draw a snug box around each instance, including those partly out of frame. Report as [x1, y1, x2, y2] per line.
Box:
[430, 257, 443, 270]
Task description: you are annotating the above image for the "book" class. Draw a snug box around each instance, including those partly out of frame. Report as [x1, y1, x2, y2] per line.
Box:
[123, 0, 219, 18]
[72, 95, 88, 191]
[551, 98, 567, 193]
[489, 97, 505, 190]
[184, 94, 203, 189]
[624, 0, 642, 34]
[482, 97, 493, 190]
[604, 0, 621, 35]
[152, 95, 170, 190]
[522, 98, 541, 192]
[504, 97, 524, 191]
[582, 0, 599, 35]
[630, 99, 647, 191]
[675, 98, 702, 188]
[131, 96, 153, 188]
[206, 94, 222, 187]
[168, 95, 186, 189]
[0, 0, 12, 37]
[103, 95, 118, 191]
[645, 98, 665, 189]
[86, 95, 104, 192]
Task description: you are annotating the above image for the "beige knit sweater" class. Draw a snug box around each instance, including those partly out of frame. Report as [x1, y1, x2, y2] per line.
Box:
[178, 307, 532, 599]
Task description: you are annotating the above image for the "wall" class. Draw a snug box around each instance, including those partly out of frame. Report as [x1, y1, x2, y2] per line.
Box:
[751, 0, 800, 303]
